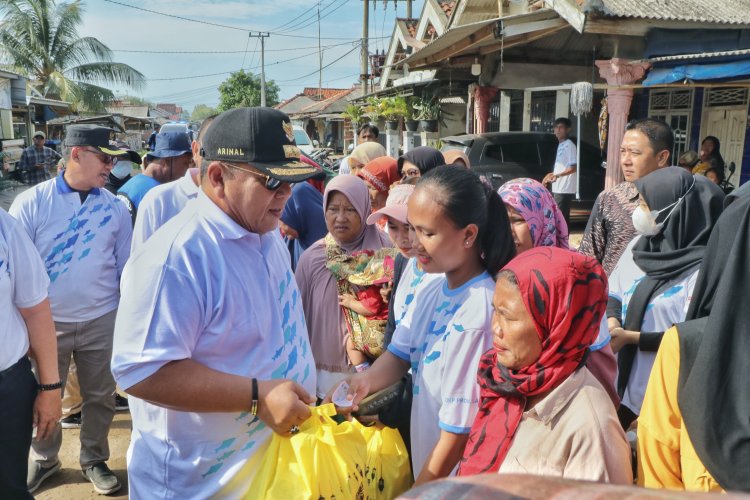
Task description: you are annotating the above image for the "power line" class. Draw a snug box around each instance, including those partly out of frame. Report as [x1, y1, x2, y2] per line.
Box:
[269, 2, 319, 32]
[240, 35, 254, 70]
[110, 40, 356, 54]
[102, 0, 384, 40]
[276, 0, 345, 34]
[144, 44, 355, 82]
[275, 44, 360, 83]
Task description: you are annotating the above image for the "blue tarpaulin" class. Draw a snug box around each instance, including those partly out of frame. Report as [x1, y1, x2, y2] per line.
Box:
[643, 57, 750, 86]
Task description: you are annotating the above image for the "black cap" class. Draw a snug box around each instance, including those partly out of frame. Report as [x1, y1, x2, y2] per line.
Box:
[64, 125, 126, 155]
[111, 141, 142, 165]
[200, 107, 319, 183]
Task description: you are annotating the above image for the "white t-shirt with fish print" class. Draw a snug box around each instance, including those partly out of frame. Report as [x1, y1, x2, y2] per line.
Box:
[9, 174, 131, 322]
[112, 193, 316, 499]
[388, 272, 495, 478]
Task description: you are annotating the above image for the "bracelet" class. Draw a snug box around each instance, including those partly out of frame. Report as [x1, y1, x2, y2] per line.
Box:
[250, 378, 259, 416]
[38, 381, 62, 391]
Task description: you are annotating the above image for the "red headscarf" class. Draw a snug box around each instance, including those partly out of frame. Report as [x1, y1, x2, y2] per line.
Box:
[458, 247, 608, 476]
[356, 156, 400, 193]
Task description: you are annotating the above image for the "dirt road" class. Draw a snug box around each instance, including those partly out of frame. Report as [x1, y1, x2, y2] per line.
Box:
[34, 412, 131, 499]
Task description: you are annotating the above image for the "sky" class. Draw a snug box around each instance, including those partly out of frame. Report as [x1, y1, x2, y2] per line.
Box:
[82, 0, 425, 112]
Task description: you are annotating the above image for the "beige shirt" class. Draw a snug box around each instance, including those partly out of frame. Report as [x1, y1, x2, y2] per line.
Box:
[498, 367, 633, 484]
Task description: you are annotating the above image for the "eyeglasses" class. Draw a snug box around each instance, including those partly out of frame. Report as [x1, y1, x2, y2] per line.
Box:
[220, 162, 284, 190]
[80, 148, 119, 166]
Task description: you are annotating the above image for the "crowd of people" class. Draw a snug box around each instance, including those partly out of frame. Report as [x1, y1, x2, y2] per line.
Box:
[2, 106, 748, 499]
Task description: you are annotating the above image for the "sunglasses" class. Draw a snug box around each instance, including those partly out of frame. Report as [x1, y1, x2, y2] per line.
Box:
[220, 162, 284, 190]
[80, 148, 119, 166]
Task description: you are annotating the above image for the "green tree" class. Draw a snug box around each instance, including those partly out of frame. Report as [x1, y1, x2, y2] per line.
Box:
[191, 104, 217, 121]
[217, 70, 279, 111]
[0, 0, 144, 112]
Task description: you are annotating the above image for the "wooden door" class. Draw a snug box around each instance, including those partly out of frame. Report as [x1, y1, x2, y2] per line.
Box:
[701, 107, 747, 185]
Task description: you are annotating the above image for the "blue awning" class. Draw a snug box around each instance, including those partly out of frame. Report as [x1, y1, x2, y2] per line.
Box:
[643, 58, 750, 86]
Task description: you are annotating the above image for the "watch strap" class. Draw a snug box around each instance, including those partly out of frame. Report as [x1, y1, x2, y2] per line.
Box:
[38, 381, 63, 391]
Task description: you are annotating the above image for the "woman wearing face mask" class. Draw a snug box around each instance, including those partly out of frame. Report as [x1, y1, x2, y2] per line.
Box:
[326, 166, 516, 485]
[606, 168, 724, 430]
[104, 148, 141, 194]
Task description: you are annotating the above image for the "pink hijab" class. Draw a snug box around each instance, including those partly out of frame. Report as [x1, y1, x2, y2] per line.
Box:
[295, 175, 392, 377]
[498, 178, 569, 249]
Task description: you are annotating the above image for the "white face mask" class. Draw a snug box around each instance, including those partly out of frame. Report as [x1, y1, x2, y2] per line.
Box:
[631, 205, 664, 236]
[111, 162, 133, 179]
[632, 178, 696, 236]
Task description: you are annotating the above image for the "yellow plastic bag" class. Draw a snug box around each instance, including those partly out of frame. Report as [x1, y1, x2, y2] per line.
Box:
[358, 423, 413, 499]
[246, 404, 368, 500]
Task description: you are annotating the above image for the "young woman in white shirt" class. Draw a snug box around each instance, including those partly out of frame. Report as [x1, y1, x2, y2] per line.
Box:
[326, 166, 516, 484]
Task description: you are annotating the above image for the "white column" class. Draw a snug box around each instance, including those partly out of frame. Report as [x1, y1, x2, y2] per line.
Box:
[522, 90, 532, 131]
[402, 131, 416, 153]
[499, 91, 511, 132]
[555, 90, 570, 119]
[420, 131, 440, 148]
[386, 129, 401, 158]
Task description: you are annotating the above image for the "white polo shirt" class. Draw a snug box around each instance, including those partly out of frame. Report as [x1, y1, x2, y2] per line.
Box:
[9, 175, 132, 322]
[388, 272, 495, 478]
[0, 209, 50, 371]
[112, 191, 316, 499]
[131, 167, 200, 253]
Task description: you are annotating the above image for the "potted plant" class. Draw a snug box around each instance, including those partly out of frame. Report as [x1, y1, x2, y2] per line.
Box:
[405, 97, 419, 132]
[381, 97, 408, 131]
[413, 96, 442, 132]
[342, 104, 366, 126]
[363, 97, 385, 124]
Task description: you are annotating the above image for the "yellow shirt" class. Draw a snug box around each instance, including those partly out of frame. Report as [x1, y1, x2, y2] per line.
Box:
[637, 326, 723, 492]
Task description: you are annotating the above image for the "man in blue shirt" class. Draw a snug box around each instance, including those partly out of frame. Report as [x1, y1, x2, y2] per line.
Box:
[117, 131, 191, 224]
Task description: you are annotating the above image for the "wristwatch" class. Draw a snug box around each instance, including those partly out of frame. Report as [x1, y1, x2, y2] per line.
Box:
[38, 381, 63, 391]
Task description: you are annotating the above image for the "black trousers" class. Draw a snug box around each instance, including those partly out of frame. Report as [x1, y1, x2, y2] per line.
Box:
[553, 192, 573, 225]
[0, 357, 36, 500]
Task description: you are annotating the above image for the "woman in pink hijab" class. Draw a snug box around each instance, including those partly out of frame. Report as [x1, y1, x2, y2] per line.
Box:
[295, 175, 392, 399]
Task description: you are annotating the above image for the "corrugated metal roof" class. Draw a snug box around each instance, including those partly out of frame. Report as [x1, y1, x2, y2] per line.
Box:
[584, 0, 750, 25]
[645, 48, 750, 62]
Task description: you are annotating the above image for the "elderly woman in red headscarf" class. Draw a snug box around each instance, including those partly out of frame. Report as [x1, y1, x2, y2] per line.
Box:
[458, 247, 632, 484]
[356, 156, 401, 215]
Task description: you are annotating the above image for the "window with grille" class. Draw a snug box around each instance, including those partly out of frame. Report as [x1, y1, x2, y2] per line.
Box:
[706, 88, 749, 107]
[648, 89, 694, 162]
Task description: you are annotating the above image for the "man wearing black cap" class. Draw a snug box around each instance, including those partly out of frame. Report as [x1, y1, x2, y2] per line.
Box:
[10, 124, 132, 495]
[112, 107, 319, 498]
[117, 130, 192, 224]
[18, 131, 62, 185]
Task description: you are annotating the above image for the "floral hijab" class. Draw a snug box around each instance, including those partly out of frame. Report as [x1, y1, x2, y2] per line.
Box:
[498, 178, 569, 249]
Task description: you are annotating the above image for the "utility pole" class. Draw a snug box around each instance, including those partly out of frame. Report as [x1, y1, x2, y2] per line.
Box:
[318, 1, 322, 99]
[247, 32, 270, 106]
[359, 0, 414, 96]
[361, 0, 369, 96]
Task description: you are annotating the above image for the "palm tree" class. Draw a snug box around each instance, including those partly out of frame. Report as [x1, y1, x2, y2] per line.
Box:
[0, 0, 144, 111]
